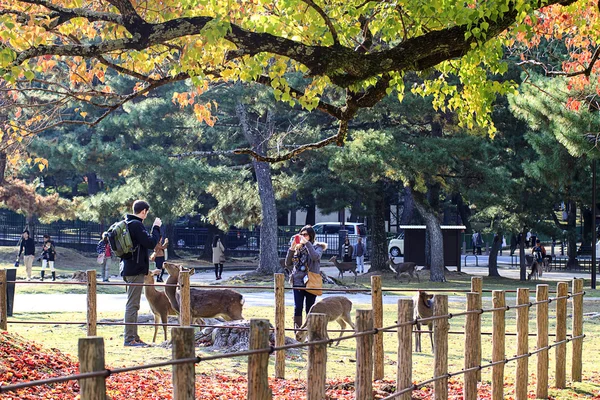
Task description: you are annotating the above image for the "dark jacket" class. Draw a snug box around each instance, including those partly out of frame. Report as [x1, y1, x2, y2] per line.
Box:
[120, 214, 160, 277]
[19, 238, 35, 257]
[41, 240, 56, 261]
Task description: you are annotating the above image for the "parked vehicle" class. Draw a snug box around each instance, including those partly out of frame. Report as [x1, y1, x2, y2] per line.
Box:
[388, 232, 405, 257]
[312, 222, 367, 255]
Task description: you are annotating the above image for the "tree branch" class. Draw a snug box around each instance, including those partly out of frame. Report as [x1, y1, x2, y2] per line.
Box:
[301, 0, 339, 46]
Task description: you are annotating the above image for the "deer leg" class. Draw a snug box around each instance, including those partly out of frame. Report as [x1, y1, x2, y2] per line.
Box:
[353, 270, 357, 283]
[335, 319, 346, 346]
[160, 310, 169, 342]
[414, 270, 420, 283]
[152, 312, 160, 343]
[414, 321, 421, 353]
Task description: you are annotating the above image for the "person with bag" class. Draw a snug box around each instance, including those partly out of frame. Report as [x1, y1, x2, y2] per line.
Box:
[285, 225, 327, 333]
[212, 235, 225, 280]
[152, 236, 169, 282]
[120, 200, 161, 347]
[16, 230, 35, 281]
[96, 232, 114, 282]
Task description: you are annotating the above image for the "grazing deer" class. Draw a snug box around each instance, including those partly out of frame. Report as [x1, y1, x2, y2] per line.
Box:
[144, 270, 178, 342]
[329, 256, 358, 282]
[296, 296, 355, 346]
[163, 262, 245, 323]
[388, 257, 419, 283]
[414, 291, 434, 353]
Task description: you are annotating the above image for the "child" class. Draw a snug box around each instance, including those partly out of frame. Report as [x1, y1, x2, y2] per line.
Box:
[39, 234, 57, 281]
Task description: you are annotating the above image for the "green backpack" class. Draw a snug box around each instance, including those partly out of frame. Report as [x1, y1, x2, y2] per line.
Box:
[106, 219, 134, 258]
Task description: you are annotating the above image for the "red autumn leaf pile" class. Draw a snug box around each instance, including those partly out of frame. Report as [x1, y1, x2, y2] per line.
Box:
[2, 331, 600, 399]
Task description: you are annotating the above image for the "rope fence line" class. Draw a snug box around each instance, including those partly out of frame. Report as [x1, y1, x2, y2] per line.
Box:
[3, 279, 571, 295]
[0, 270, 589, 400]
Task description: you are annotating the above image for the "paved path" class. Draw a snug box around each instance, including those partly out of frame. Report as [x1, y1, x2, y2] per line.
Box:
[9, 259, 597, 314]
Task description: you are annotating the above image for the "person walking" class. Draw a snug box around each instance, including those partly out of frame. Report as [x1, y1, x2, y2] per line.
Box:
[354, 236, 366, 274]
[96, 233, 114, 282]
[39, 234, 56, 281]
[120, 200, 161, 347]
[475, 230, 483, 255]
[212, 235, 225, 280]
[153, 236, 169, 282]
[16, 230, 35, 281]
[285, 225, 327, 332]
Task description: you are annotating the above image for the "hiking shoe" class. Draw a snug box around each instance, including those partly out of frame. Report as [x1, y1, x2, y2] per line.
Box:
[124, 340, 149, 347]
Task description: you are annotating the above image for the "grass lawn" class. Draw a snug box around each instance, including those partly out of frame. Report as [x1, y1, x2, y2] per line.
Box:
[2, 245, 600, 398]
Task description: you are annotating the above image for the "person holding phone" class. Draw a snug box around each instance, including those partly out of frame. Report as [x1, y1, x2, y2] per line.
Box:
[285, 225, 327, 332]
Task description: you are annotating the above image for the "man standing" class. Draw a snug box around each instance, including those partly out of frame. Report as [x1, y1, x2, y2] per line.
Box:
[121, 200, 161, 347]
[16, 230, 35, 281]
[355, 237, 366, 273]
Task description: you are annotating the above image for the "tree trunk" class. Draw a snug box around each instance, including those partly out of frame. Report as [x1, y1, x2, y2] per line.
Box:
[235, 102, 280, 275]
[305, 201, 316, 226]
[253, 159, 280, 274]
[368, 184, 388, 272]
[488, 233, 501, 277]
[413, 196, 445, 282]
[86, 172, 100, 195]
[0, 151, 6, 186]
[452, 193, 472, 232]
[400, 186, 415, 225]
[566, 200, 578, 269]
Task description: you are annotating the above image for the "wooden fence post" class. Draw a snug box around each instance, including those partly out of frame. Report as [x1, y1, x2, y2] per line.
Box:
[491, 290, 505, 400]
[307, 313, 327, 400]
[571, 278, 584, 382]
[433, 295, 449, 400]
[172, 326, 196, 399]
[371, 275, 384, 380]
[536, 284, 549, 399]
[179, 271, 191, 326]
[515, 288, 529, 400]
[274, 273, 286, 379]
[78, 337, 107, 400]
[555, 282, 568, 389]
[464, 293, 479, 400]
[355, 309, 373, 400]
[0, 270, 7, 331]
[86, 270, 97, 336]
[248, 319, 272, 400]
[397, 299, 413, 400]
[470, 276, 482, 381]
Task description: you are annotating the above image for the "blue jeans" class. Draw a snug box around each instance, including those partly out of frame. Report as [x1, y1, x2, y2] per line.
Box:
[293, 289, 317, 317]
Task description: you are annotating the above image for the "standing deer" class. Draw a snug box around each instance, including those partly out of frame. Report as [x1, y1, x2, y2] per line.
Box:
[163, 262, 245, 323]
[295, 296, 355, 346]
[388, 257, 419, 282]
[143, 270, 178, 342]
[329, 256, 358, 282]
[414, 291, 434, 353]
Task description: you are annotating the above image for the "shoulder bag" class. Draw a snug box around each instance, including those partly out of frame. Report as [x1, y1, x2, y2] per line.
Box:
[305, 271, 323, 296]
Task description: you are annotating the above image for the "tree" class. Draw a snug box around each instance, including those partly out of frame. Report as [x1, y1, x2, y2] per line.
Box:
[0, 0, 581, 164]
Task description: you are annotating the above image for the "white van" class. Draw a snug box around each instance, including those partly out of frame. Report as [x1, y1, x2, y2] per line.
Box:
[312, 222, 367, 256]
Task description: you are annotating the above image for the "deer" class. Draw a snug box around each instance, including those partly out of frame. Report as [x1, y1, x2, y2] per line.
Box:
[414, 291, 434, 353]
[162, 262, 245, 323]
[329, 256, 358, 282]
[295, 296, 356, 346]
[143, 270, 178, 342]
[388, 257, 419, 283]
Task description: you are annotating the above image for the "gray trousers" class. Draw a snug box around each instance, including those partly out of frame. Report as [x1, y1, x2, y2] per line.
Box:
[123, 274, 145, 342]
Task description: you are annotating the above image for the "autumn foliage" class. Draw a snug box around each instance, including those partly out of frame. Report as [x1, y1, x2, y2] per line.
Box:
[2, 331, 600, 399]
[0, 178, 75, 222]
